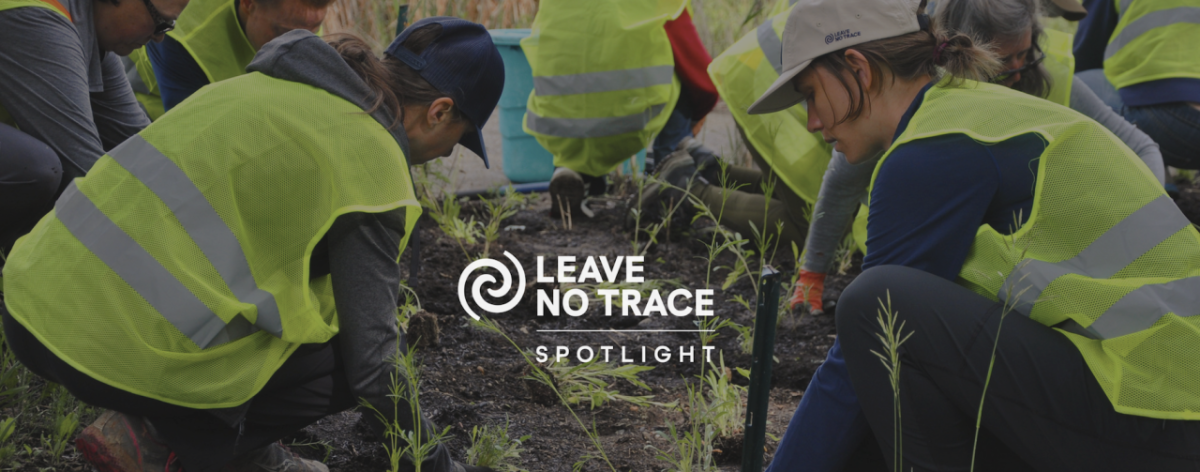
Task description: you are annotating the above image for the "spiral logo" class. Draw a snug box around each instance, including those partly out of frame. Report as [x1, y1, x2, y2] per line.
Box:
[458, 251, 526, 321]
[825, 34, 834, 44]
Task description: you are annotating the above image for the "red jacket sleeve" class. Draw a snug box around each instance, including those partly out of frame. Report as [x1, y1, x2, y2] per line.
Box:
[664, 9, 719, 121]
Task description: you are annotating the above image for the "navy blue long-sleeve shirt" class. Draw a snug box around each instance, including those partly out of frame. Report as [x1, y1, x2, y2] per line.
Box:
[145, 35, 211, 111]
[1073, 0, 1200, 106]
[767, 83, 1046, 472]
[863, 83, 1044, 280]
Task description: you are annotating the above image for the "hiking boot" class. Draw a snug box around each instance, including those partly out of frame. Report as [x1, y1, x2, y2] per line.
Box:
[630, 149, 697, 228]
[76, 410, 171, 472]
[678, 136, 723, 184]
[228, 442, 328, 472]
[549, 167, 586, 220]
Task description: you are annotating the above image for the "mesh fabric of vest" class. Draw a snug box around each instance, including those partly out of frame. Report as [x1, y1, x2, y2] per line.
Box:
[168, 0, 255, 84]
[707, 6, 832, 204]
[1041, 29, 1075, 107]
[521, 0, 685, 176]
[126, 48, 165, 120]
[850, 30, 1077, 255]
[123, 0, 256, 122]
[3, 72, 421, 408]
[0, 0, 70, 127]
[1106, 0, 1200, 90]
[867, 80, 1200, 420]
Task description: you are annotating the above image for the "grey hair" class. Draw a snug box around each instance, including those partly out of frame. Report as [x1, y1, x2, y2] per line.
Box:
[934, 0, 1051, 97]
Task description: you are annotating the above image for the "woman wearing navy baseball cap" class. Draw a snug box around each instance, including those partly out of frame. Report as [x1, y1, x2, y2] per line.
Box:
[2, 16, 503, 472]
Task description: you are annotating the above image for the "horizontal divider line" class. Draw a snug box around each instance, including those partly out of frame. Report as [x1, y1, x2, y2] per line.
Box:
[535, 329, 716, 332]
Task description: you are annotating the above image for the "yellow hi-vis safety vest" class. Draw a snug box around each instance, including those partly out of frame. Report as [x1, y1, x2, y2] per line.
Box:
[707, 5, 832, 204]
[0, 0, 72, 127]
[1105, 0, 1200, 91]
[850, 29, 1078, 254]
[866, 80, 1200, 420]
[2, 72, 421, 409]
[125, 0, 257, 121]
[522, 0, 686, 177]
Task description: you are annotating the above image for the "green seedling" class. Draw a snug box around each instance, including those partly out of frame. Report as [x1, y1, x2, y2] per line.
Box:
[0, 416, 17, 465]
[360, 343, 452, 472]
[700, 354, 748, 439]
[652, 385, 716, 472]
[480, 188, 528, 259]
[465, 416, 529, 472]
[469, 317, 618, 472]
[871, 292, 912, 472]
[969, 212, 1040, 472]
[546, 358, 675, 410]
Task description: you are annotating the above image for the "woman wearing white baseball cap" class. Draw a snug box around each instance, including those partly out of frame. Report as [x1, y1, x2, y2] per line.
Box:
[753, 0, 1200, 470]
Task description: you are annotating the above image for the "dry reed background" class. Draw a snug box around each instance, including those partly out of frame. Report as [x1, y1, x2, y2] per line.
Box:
[324, 0, 787, 55]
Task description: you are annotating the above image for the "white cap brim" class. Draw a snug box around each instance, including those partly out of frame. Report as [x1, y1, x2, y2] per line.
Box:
[747, 59, 812, 115]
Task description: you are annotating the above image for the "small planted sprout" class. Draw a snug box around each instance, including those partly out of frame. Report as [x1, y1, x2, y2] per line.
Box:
[480, 187, 528, 259]
[652, 384, 716, 472]
[870, 291, 911, 472]
[466, 416, 530, 472]
[700, 353, 748, 439]
[359, 343, 452, 472]
[545, 358, 675, 410]
[468, 317, 619, 472]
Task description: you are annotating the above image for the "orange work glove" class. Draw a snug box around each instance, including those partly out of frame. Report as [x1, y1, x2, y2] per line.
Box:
[789, 270, 827, 313]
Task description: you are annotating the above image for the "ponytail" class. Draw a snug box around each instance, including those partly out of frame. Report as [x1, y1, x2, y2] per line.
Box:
[931, 31, 1003, 83]
[807, 0, 1001, 123]
[326, 26, 464, 130]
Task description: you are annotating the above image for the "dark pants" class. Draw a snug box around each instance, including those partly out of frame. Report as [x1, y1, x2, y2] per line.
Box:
[3, 306, 356, 472]
[838, 265, 1200, 472]
[0, 123, 61, 255]
[651, 93, 696, 161]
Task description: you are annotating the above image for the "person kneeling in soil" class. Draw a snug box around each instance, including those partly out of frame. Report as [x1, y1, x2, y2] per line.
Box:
[635, 1, 833, 258]
[527, 0, 719, 219]
[1, 18, 503, 472]
[751, 0, 1200, 470]
[766, 0, 1171, 468]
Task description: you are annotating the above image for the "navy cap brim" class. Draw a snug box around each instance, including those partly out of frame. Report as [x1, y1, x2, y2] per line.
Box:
[460, 122, 489, 169]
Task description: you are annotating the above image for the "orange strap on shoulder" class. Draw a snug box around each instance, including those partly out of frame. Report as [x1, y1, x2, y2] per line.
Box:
[40, 0, 72, 22]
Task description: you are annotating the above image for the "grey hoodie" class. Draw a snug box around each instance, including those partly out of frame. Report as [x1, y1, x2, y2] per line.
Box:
[245, 31, 458, 472]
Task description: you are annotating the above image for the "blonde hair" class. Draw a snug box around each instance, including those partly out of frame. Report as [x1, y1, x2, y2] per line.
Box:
[807, 0, 1002, 123]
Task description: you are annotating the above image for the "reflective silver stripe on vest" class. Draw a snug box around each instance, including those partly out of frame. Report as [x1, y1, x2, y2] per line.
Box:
[1084, 276, 1200, 339]
[526, 103, 668, 138]
[121, 56, 150, 95]
[107, 136, 284, 337]
[1104, 7, 1200, 59]
[55, 182, 257, 349]
[757, 20, 784, 76]
[998, 195, 1191, 338]
[533, 65, 674, 96]
[1001, 195, 1187, 309]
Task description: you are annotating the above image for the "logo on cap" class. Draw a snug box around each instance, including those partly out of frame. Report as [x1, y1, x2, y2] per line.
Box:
[826, 29, 862, 45]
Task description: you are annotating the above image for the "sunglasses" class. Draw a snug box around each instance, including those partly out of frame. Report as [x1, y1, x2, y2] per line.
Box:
[991, 52, 1045, 84]
[142, 0, 176, 36]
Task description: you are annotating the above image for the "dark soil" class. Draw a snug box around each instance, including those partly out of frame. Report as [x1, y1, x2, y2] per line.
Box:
[24, 174, 1199, 472]
[284, 191, 862, 472]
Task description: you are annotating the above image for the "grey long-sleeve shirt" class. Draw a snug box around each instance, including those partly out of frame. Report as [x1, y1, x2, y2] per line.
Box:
[801, 75, 1166, 273]
[0, 0, 150, 188]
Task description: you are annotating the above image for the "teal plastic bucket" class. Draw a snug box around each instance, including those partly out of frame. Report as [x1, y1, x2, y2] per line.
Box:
[489, 29, 555, 183]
